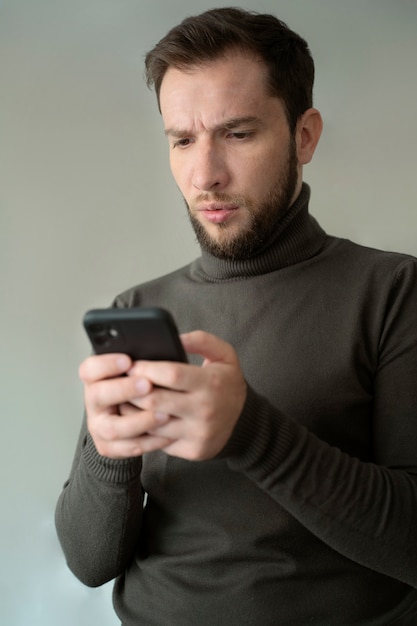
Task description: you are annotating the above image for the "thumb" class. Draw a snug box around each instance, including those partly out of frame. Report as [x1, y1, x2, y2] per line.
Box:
[180, 330, 238, 366]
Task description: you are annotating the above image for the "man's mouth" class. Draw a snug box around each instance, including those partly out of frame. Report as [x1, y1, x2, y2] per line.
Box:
[197, 202, 240, 224]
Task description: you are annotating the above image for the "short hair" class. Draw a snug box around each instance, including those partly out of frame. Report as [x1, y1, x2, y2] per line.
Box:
[144, 7, 315, 131]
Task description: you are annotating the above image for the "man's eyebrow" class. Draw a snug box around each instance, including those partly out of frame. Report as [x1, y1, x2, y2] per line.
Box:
[222, 116, 261, 130]
[164, 127, 189, 138]
[164, 116, 262, 137]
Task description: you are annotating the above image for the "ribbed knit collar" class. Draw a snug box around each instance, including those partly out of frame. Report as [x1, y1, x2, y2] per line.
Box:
[191, 183, 327, 282]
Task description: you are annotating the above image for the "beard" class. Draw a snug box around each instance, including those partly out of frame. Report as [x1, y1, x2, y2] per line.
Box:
[185, 136, 299, 261]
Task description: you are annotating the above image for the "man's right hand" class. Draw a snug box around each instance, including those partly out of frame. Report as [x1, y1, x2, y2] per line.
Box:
[79, 353, 173, 459]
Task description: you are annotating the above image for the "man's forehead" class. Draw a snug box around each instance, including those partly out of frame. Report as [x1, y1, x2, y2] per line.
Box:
[159, 57, 281, 131]
[160, 52, 268, 97]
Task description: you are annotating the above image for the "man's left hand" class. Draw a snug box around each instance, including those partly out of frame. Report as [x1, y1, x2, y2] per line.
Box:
[126, 330, 247, 461]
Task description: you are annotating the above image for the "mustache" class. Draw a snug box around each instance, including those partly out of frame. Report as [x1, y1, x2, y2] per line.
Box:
[194, 192, 248, 205]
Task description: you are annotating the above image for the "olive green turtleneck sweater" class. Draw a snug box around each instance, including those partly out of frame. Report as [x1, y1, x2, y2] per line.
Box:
[56, 184, 417, 625]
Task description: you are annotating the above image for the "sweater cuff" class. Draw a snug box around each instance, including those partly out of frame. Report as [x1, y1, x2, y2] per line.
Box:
[83, 434, 142, 484]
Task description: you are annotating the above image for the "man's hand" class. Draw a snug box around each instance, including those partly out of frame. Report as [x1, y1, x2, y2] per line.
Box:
[79, 331, 247, 461]
[79, 353, 175, 459]
[128, 331, 247, 461]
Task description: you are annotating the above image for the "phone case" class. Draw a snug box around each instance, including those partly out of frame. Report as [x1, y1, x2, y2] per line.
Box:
[83, 307, 187, 362]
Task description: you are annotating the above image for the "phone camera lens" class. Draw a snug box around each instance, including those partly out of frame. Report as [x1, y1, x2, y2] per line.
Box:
[90, 323, 110, 346]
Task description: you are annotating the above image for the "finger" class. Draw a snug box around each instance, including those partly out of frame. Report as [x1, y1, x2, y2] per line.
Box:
[128, 331, 238, 389]
[96, 409, 169, 441]
[128, 434, 176, 456]
[94, 432, 176, 459]
[130, 385, 192, 422]
[180, 331, 238, 365]
[85, 375, 152, 412]
[79, 353, 132, 383]
[91, 408, 174, 458]
[148, 417, 183, 440]
[118, 402, 141, 415]
[128, 360, 193, 392]
[118, 402, 170, 424]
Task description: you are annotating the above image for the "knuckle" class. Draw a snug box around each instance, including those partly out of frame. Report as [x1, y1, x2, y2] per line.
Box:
[131, 443, 146, 457]
[207, 370, 224, 394]
[86, 383, 109, 413]
[164, 365, 182, 388]
[142, 393, 158, 411]
[197, 394, 216, 423]
[101, 420, 119, 442]
[89, 408, 121, 441]
[95, 441, 110, 457]
[79, 355, 98, 381]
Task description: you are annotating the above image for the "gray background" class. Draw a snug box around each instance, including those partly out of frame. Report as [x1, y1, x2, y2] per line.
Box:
[1, 1, 416, 624]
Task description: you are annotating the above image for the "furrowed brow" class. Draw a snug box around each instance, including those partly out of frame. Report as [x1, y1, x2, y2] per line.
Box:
[221, 116, 261, 130]
[164, 116, 262, 138]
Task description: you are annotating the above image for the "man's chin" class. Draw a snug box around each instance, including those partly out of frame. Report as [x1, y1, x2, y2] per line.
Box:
[191, 220, 261, 261]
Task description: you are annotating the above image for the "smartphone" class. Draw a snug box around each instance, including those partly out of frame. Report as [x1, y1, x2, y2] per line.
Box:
[83, 307, 188, 363]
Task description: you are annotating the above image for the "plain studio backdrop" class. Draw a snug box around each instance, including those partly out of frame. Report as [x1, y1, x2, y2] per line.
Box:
[1, 1, 416, 624]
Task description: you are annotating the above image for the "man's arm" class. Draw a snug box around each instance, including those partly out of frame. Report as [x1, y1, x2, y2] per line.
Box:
[55, 333, 247, 586]
[222, 384, 417, 589]
[54, 354, 173, 587]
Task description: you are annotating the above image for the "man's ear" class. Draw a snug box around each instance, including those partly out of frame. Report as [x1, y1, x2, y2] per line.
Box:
[295, 108, 323, 165]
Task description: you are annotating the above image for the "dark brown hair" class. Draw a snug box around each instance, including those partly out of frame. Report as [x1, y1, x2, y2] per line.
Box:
[144, 7, 315, 131]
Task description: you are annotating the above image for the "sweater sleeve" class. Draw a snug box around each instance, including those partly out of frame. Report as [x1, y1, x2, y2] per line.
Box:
[55, 416, 144, 587]
[221, 258, 417, 589]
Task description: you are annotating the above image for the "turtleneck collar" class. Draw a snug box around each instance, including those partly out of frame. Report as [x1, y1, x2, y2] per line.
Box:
[190, 183, 328, 282]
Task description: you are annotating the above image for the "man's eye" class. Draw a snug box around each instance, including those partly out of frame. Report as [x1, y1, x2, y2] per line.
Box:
[229, 132, 252, 140]
[174, 138, 191, 148]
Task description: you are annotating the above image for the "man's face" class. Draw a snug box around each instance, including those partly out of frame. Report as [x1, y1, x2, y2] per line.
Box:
[160, 52, 302, 260]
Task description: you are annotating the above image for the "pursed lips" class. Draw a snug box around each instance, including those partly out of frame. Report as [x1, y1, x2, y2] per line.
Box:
[197, 202, 240, 224]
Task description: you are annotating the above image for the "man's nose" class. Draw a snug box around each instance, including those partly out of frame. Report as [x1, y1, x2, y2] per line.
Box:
[192, 143, 230, 191]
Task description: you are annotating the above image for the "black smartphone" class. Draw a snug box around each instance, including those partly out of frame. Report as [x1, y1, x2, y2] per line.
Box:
[83, 307, 188, 362]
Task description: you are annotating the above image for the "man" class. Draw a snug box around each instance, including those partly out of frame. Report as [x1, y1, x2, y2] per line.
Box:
[55, 8, 417, 625]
